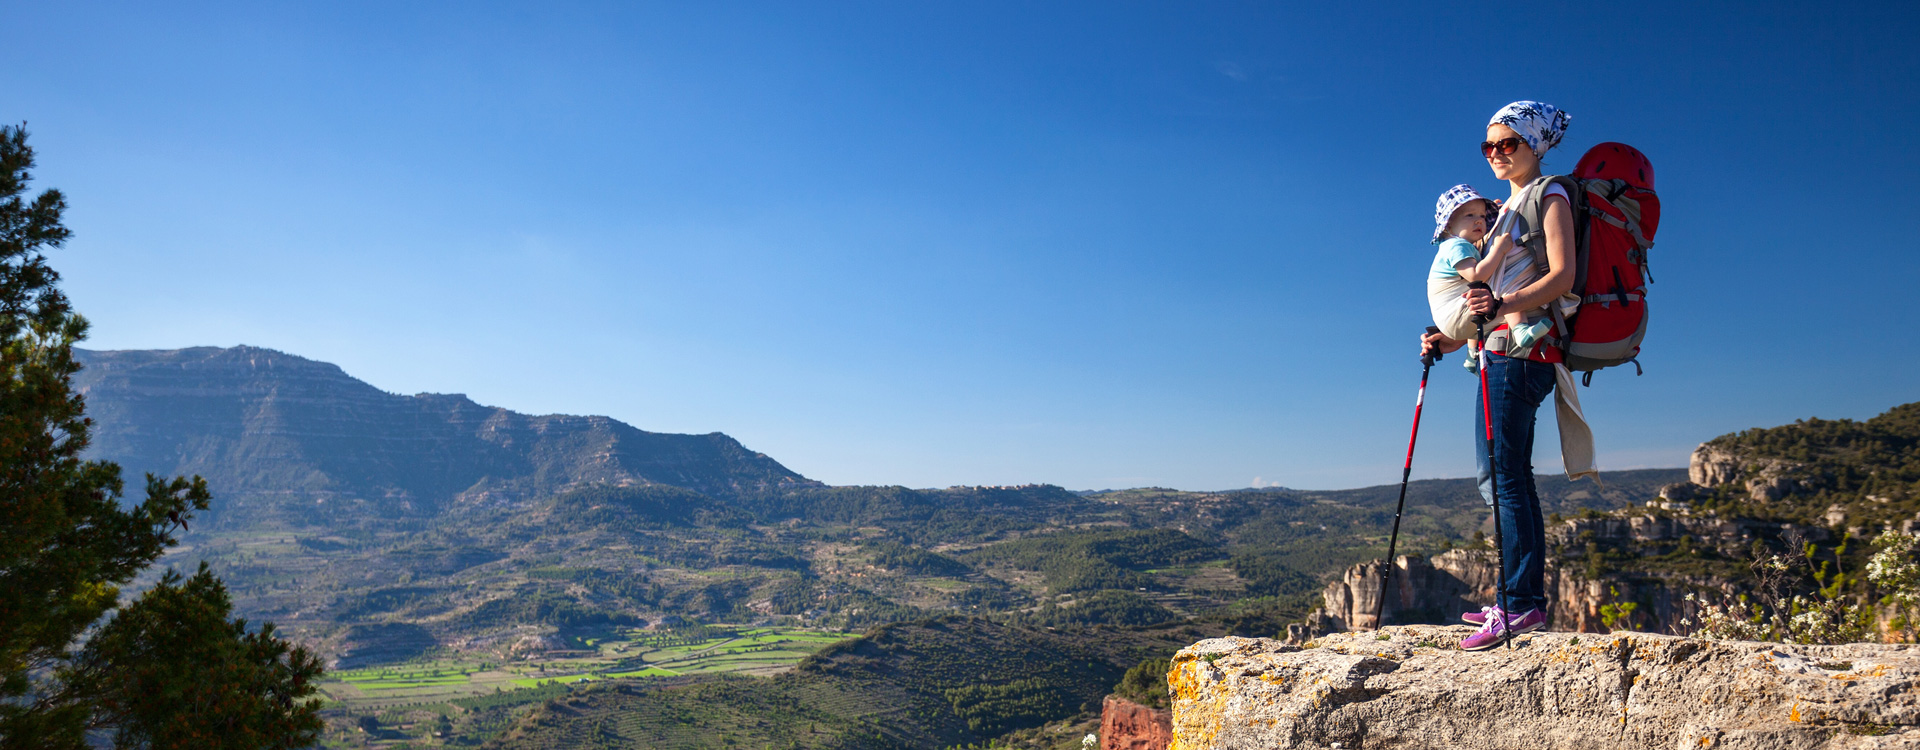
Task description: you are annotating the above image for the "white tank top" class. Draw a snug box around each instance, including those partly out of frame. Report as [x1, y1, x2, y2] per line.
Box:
[1492, 183, 1569, 301]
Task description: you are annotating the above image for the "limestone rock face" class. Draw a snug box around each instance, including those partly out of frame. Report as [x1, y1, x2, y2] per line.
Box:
[1169, 628, 1920, 750]
[1318, 549, 1620, 635]
[1691, 443, 1744, 487]
[1102, 695, 1172, 750]
[1690, 442, 1806, 503]
[508, 634, 570, 658]
[1314, 513, 1833, 637]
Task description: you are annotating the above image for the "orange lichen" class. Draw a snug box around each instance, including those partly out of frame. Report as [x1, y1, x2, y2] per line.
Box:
[1168, 657, 1236, 750]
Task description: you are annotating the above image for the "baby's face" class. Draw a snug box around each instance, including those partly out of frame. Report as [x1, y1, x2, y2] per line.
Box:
[1448, 202, 1490, 243]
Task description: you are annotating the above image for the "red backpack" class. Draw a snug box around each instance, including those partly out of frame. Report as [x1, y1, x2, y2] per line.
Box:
[1509, 142, 1659, 383]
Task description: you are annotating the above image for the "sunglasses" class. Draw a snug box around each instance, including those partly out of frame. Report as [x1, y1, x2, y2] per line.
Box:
[1480, 137, 1524, 158]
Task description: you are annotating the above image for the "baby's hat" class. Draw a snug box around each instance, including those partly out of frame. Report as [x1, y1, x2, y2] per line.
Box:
[1432, 184, 1494, 244]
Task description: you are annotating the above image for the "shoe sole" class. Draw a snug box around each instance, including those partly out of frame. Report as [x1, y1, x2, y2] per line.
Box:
[1459, 637, 1508, 652]
[1463, 612, 1546, 628]
[1459, 615, 1546, 650]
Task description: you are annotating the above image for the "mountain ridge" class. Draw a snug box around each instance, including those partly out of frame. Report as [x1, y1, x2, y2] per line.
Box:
[73, 345, 818, 526]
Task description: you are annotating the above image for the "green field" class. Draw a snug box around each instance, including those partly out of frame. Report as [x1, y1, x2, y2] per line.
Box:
[316, 625, 851, 747]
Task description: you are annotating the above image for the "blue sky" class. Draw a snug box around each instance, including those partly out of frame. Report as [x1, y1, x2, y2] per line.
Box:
[7, 2, 1918, 490]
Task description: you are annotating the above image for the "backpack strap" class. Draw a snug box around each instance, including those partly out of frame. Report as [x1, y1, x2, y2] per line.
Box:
[1512, 175, 1582, 279]
[1491, 175, 1580, 359]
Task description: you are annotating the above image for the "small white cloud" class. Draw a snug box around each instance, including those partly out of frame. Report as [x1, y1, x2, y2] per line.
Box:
[1214, 60, 1247, 81]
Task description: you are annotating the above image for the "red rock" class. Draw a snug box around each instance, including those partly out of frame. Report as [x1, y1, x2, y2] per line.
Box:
[1101, 694, 1170, 750]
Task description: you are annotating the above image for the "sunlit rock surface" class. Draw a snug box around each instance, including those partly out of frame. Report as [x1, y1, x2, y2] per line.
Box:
[1171, 627, 1920, 749]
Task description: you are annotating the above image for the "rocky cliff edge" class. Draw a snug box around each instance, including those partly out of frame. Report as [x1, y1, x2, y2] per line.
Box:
[1170, 627, 1920, 749]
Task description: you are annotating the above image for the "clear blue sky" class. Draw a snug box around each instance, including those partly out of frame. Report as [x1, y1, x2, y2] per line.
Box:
[7, 2, 1917, 490]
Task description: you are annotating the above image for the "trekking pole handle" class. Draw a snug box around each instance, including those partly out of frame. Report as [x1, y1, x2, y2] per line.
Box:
[1466, 282, 1496, 325]
[1421, 326, 1442, 367]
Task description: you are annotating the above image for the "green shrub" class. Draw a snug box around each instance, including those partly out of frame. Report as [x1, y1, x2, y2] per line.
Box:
[1112, 657, 1171, 709]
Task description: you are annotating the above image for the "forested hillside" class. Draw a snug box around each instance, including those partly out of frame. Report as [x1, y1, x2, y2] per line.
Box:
[1691, 401, 1920, 527]
[486, 617, 1212, 750]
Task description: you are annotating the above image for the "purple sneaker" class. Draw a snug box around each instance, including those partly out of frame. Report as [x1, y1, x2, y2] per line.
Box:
[1458, 607, 1546, 651]
[1461, 605, 1546, 629]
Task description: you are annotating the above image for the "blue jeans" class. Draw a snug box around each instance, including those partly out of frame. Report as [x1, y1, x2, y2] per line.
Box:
[1473, 352, 1555, 614]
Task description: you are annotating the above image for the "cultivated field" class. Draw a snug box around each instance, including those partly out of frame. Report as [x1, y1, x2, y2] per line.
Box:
[318, 626, 851, 748]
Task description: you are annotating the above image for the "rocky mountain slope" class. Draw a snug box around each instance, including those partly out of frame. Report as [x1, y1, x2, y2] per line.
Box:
[73, 346, 816, 526]
[1685, 401, 1920, 529]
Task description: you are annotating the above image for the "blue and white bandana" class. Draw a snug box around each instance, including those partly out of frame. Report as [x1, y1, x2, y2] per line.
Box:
[1489, 100, 1572, 156]
[1432, 184, 1494, 243]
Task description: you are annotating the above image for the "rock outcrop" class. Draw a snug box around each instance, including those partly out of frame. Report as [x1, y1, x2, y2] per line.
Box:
[1102, 695, 1173, 750]
[1311, 511, 1831, 636]
[1170, 627, 1920, 749]
[1316, 547, 1657, 635]
[1691, 443, 1745, 488]
[1691, 442, 1807, 504]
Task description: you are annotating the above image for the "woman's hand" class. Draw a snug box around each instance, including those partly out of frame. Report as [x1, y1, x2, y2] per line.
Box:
[1422, 330, 1465, 357]
[1465, 286, 1499, 317]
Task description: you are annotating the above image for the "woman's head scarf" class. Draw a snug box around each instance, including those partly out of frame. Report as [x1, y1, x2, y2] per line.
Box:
[1488, 101, 1571, 156]
[1432, 184, 1495, 243]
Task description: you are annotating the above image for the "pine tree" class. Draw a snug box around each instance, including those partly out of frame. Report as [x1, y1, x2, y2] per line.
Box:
[0, 124, 324, 748]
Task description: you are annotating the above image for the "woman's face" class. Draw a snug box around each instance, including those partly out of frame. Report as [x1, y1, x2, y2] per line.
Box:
[1484, 123, 1539, 181]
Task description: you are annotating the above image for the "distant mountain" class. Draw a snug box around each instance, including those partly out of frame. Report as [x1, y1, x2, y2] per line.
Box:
[72, 346, 817, 525]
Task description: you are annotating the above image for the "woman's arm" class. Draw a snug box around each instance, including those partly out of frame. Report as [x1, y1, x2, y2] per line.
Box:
[1467, 194, 1575, 317]
[1422, 330, 1466, 357]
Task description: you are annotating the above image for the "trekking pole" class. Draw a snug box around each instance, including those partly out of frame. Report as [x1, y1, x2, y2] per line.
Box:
[1375, 326, 1442, 629]
[1469, 282, 1514, 650]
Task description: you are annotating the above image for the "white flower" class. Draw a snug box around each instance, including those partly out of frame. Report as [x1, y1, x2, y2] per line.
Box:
[1083, 733, 1099, 749]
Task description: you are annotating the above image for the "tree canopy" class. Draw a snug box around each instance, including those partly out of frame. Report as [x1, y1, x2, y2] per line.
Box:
[0, 124, 324, 749]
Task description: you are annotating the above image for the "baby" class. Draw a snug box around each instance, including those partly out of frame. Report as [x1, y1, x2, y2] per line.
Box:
[1426, 184, 1552, 365]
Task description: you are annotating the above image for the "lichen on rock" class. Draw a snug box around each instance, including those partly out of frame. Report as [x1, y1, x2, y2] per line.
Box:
[1169, 627, 1920, 749]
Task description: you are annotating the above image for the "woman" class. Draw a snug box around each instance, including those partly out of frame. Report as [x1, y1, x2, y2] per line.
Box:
[1421, 101, 1576, 651]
